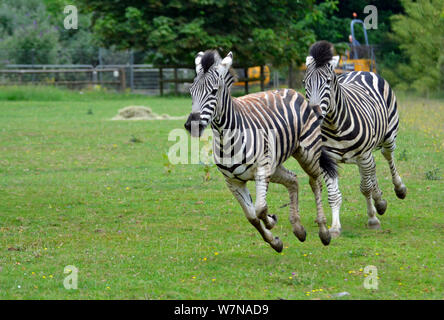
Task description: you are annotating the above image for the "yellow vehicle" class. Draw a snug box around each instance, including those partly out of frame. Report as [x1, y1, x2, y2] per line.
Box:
[234, 65, 270, 86]
[336, 18, 377, 73]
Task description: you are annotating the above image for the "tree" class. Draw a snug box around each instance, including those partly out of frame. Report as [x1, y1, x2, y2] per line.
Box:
[312, 0, 405, 84]
[391, 0, 444, 93]
[0, 0, 99, 65]
[79, 0, 337, 67]
[0, 0, 60, 64]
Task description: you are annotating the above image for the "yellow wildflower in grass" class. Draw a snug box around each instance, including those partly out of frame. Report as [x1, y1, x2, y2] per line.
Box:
[289, 277, 293, 280]
[203, 257, 207, 261]
[49, 275, 53, 278]
[106, 286, 110, 290]
[212, 278, 216, 282]
[42, 276, 46, 279]
[214, 252, 219, 256]
[126, 187, 130, 190]
[303, 254, 308, 257]
[192, 276, 196, 279]
[375, 253, 380, 256]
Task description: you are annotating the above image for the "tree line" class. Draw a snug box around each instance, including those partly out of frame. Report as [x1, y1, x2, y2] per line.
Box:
[0, 0, 442, 93]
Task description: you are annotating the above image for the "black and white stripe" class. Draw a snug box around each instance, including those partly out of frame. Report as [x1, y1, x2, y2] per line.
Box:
[185, 50, 337, 251]
[303, 41, 407, 236]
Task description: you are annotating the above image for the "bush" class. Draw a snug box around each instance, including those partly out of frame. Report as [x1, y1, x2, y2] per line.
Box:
[391, 0, 444, 94]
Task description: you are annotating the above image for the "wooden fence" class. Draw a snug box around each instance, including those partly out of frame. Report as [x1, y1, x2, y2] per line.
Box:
[0, 65, 271, 95]
[0, 68, 126, 91]
[157, 65, 268, 96]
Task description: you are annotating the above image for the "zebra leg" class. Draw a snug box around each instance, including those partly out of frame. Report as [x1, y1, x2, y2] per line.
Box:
[254, 169, 278, 230]
[309, 177, 331, 246]
[293, 150, 330, 245]
[381, 145, 407, 199]
[371, 174, 387, 215]
[270, 165, 306, 242]
[357, 155, 381, 229]
[324, 174, 342, 238]
[226, 179, 283, 253]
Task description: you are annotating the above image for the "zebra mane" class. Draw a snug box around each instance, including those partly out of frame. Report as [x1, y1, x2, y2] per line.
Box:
[309, 41, 334, 68]
[201, 50, 221, 73]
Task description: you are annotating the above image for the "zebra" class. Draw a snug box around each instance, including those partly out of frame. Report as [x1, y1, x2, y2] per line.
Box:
[184, 50, 337, 252]
[303, 40, 407, 237]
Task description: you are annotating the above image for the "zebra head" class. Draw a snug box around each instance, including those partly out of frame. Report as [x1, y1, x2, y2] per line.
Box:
[303, 41, 340, 120]
[185, 50, 233, 137]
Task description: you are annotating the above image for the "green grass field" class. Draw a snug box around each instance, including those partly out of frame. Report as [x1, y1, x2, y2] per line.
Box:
[0, 86, 443, 299]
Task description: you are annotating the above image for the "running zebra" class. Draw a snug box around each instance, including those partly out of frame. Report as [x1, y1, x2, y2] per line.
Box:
[184, 50, 337, 252]
[303, 40, 407, 237]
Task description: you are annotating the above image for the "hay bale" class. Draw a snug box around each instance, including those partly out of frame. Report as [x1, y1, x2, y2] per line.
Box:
[111, 105, 188, 121]
[112, 106, 154, 120]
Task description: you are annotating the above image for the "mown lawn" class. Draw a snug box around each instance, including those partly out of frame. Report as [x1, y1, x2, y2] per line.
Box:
[0, 86, 443, 299]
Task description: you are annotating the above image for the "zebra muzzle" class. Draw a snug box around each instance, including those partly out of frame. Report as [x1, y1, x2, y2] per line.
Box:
[184, 113, 205, 137]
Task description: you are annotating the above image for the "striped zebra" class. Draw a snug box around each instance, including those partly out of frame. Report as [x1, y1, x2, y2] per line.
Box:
[303, 41, 407, 237]
[184, 50, 337, 252]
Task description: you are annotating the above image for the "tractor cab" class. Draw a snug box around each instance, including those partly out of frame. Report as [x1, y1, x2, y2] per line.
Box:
[336, 14, 377, 73]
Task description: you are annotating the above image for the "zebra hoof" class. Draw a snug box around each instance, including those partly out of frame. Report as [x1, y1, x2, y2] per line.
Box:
[271, 237, 283, 253]
[319, 229, 331, 246]
[266, 214, 278, 230]
[329, 227, 341, 238]
[375, 199, 387, 215]
[368, 217, 381, 230]
[395, 184, 407, 199]
[293, 226, 306, 242]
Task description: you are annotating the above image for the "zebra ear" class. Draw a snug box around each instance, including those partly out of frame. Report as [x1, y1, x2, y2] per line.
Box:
[329, 56, 340, 68]
[195, 51, 204, 74]
[306, 56, 314, 66]
[217, 51, 233, 76]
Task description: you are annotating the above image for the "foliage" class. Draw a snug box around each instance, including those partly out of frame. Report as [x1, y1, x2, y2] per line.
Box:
[0, 0, 98, 65]
[0, 85, 145, 101]
[312, 1, 405, 87]
[79, 0, 338, 67]
[0, 0, 60, 64]
[425, 168, 441, 180]
[0, 0, 443, 94]
[390, 0, 444, 94]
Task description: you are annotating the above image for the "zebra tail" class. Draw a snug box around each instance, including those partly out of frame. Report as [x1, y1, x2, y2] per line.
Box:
[320, 147, 338, 179]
